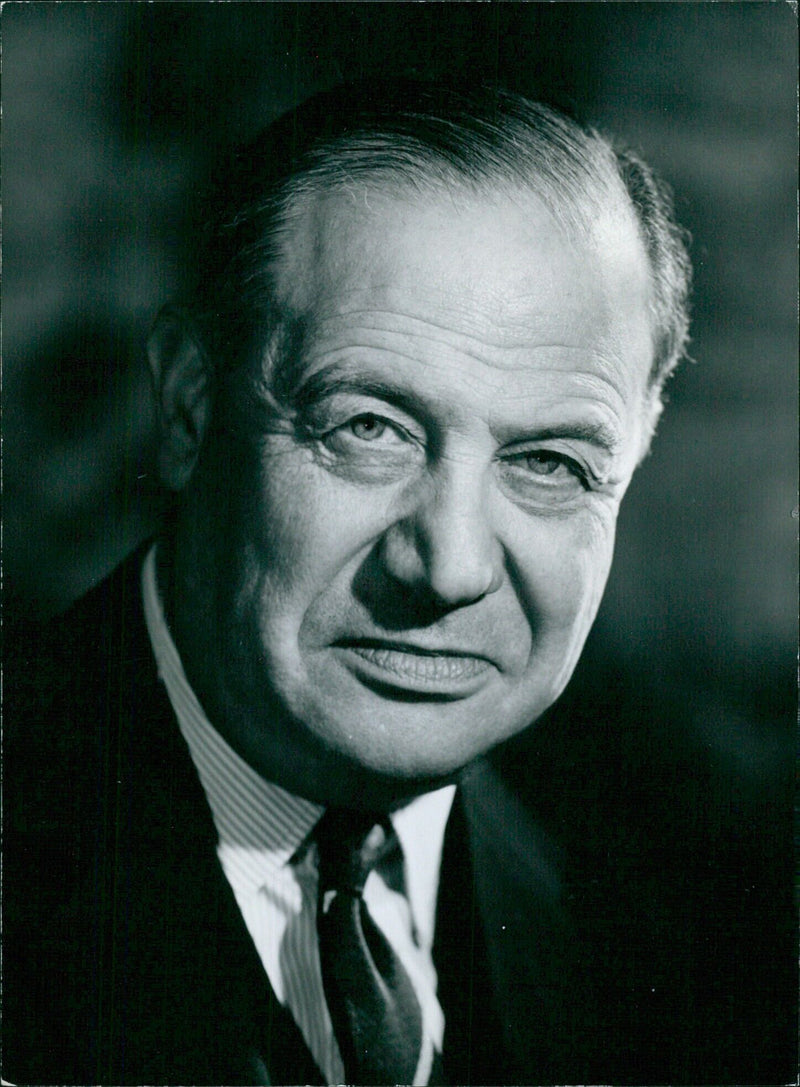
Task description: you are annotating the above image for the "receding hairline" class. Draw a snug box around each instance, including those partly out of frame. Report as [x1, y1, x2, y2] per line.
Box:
[190, 79, 690, 411]
[260, 166, 652, 363]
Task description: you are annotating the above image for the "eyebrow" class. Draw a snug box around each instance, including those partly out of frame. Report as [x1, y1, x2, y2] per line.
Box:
[293, 366, 622, 454]
[512, 420, 622, 455]
[293, 368, 443, 424]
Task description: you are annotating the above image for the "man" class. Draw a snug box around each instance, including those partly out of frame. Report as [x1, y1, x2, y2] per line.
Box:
[4, 81, 793, 1085]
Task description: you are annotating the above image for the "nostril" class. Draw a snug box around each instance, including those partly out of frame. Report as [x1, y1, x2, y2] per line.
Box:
[351, 546, 465, 629]
[426, 555, 503, 608]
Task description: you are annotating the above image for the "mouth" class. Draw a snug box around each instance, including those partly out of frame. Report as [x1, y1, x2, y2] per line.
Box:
[332, 638, 495, 699]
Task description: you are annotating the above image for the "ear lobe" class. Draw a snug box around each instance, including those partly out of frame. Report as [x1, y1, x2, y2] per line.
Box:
[147, 306, 213, 491]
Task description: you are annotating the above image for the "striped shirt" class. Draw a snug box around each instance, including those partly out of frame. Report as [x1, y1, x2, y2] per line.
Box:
[141, 545, 454, 1084]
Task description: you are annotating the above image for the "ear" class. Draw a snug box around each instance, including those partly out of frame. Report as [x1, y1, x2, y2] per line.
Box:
[147, 306, 213, 491]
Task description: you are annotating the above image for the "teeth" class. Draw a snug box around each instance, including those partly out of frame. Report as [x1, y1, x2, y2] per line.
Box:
[348, 646, 487, 682]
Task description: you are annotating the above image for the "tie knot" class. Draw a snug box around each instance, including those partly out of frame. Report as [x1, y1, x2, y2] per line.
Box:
[316, 807, 398, 895]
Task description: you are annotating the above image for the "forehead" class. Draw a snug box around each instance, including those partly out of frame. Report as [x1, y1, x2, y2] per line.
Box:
[274, 181, 653, 395]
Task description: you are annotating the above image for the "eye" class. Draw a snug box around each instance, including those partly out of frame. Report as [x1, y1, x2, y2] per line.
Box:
[319, 406, 419, 460]
[499, 447, 591, 505]
[524, 451, 566, 476]
[349, 413, 390, 441]
[327, 412, 411, 449]
[515, 450, 586, 483]
[303, 405, 423, 485]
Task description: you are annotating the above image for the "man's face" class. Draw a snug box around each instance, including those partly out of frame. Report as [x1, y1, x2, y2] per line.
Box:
[171, 185, 654, 805]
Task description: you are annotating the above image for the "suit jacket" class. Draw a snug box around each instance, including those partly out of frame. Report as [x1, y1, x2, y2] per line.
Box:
[3, 548, 796, 1085]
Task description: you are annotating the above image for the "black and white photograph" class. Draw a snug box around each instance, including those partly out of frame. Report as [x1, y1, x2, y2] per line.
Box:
[3, 4, 797, 1084]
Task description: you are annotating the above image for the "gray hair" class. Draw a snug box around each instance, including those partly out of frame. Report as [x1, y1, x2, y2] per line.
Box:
[189, 79, 691, 403]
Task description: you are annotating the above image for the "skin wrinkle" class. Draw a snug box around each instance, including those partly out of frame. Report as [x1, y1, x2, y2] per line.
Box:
[298, 331, 634, 386]
[269, 186, 654, 432]
[293, 303, 641, 389]
[294, 357, 631, 437]
[161, 185, 653, 808]
[311, 292, 597, 344]
[308, 319, 560, 364]
[291, 360, 632, 489]
[288, 285, 646, 418]
[302, 399, 622, 499]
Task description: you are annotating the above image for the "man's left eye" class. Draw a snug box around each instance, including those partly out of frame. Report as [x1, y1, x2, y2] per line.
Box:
[500, 449, 590, 499]
[348, 413, 393, 441]
[522, 451, 579, 477]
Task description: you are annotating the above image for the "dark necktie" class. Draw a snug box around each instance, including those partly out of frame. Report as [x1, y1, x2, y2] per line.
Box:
[315, 807, 425, 1086]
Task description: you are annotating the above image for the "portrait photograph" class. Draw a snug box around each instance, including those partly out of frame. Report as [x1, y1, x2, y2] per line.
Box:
[3, 4, 796, 1084]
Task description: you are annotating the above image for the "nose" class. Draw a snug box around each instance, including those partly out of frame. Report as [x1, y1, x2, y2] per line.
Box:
[379, 462, 504, 608]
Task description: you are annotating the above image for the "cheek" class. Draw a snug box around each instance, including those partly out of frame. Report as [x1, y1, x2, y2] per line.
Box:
[247, 454, 393, 607]
[503, 512, 616, 710]
[514, 507, 617, 640]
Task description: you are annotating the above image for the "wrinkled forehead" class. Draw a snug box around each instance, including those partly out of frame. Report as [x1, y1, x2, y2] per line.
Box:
[272, 177, 651, 353]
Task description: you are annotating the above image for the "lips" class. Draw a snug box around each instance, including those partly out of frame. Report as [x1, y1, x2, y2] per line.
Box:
[333, 638, 495, 695]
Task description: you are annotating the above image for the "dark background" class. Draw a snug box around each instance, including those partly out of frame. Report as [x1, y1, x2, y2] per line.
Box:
[3, 2, 797, 751]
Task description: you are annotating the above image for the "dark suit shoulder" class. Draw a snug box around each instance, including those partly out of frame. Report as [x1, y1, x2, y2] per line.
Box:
[4, 548, 196, 1083]
[481, 651, 797, 1085]
[4, 547, 297, 1086]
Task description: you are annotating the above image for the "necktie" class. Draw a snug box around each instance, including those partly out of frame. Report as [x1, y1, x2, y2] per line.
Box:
[316, 807, 424, 1086]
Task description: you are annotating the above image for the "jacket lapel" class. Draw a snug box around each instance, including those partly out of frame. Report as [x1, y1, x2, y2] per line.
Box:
[434, 781, 512, 1085]
[437, 757, 589, 1085]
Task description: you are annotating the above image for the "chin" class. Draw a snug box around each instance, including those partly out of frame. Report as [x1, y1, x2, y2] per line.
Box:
[309, 698, 520, 788]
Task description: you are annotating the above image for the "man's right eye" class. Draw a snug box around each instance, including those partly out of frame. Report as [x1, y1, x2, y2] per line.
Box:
[307, 412, 425, 485]
[323, 412, 411, 450]
[294, 395, 426, 481]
